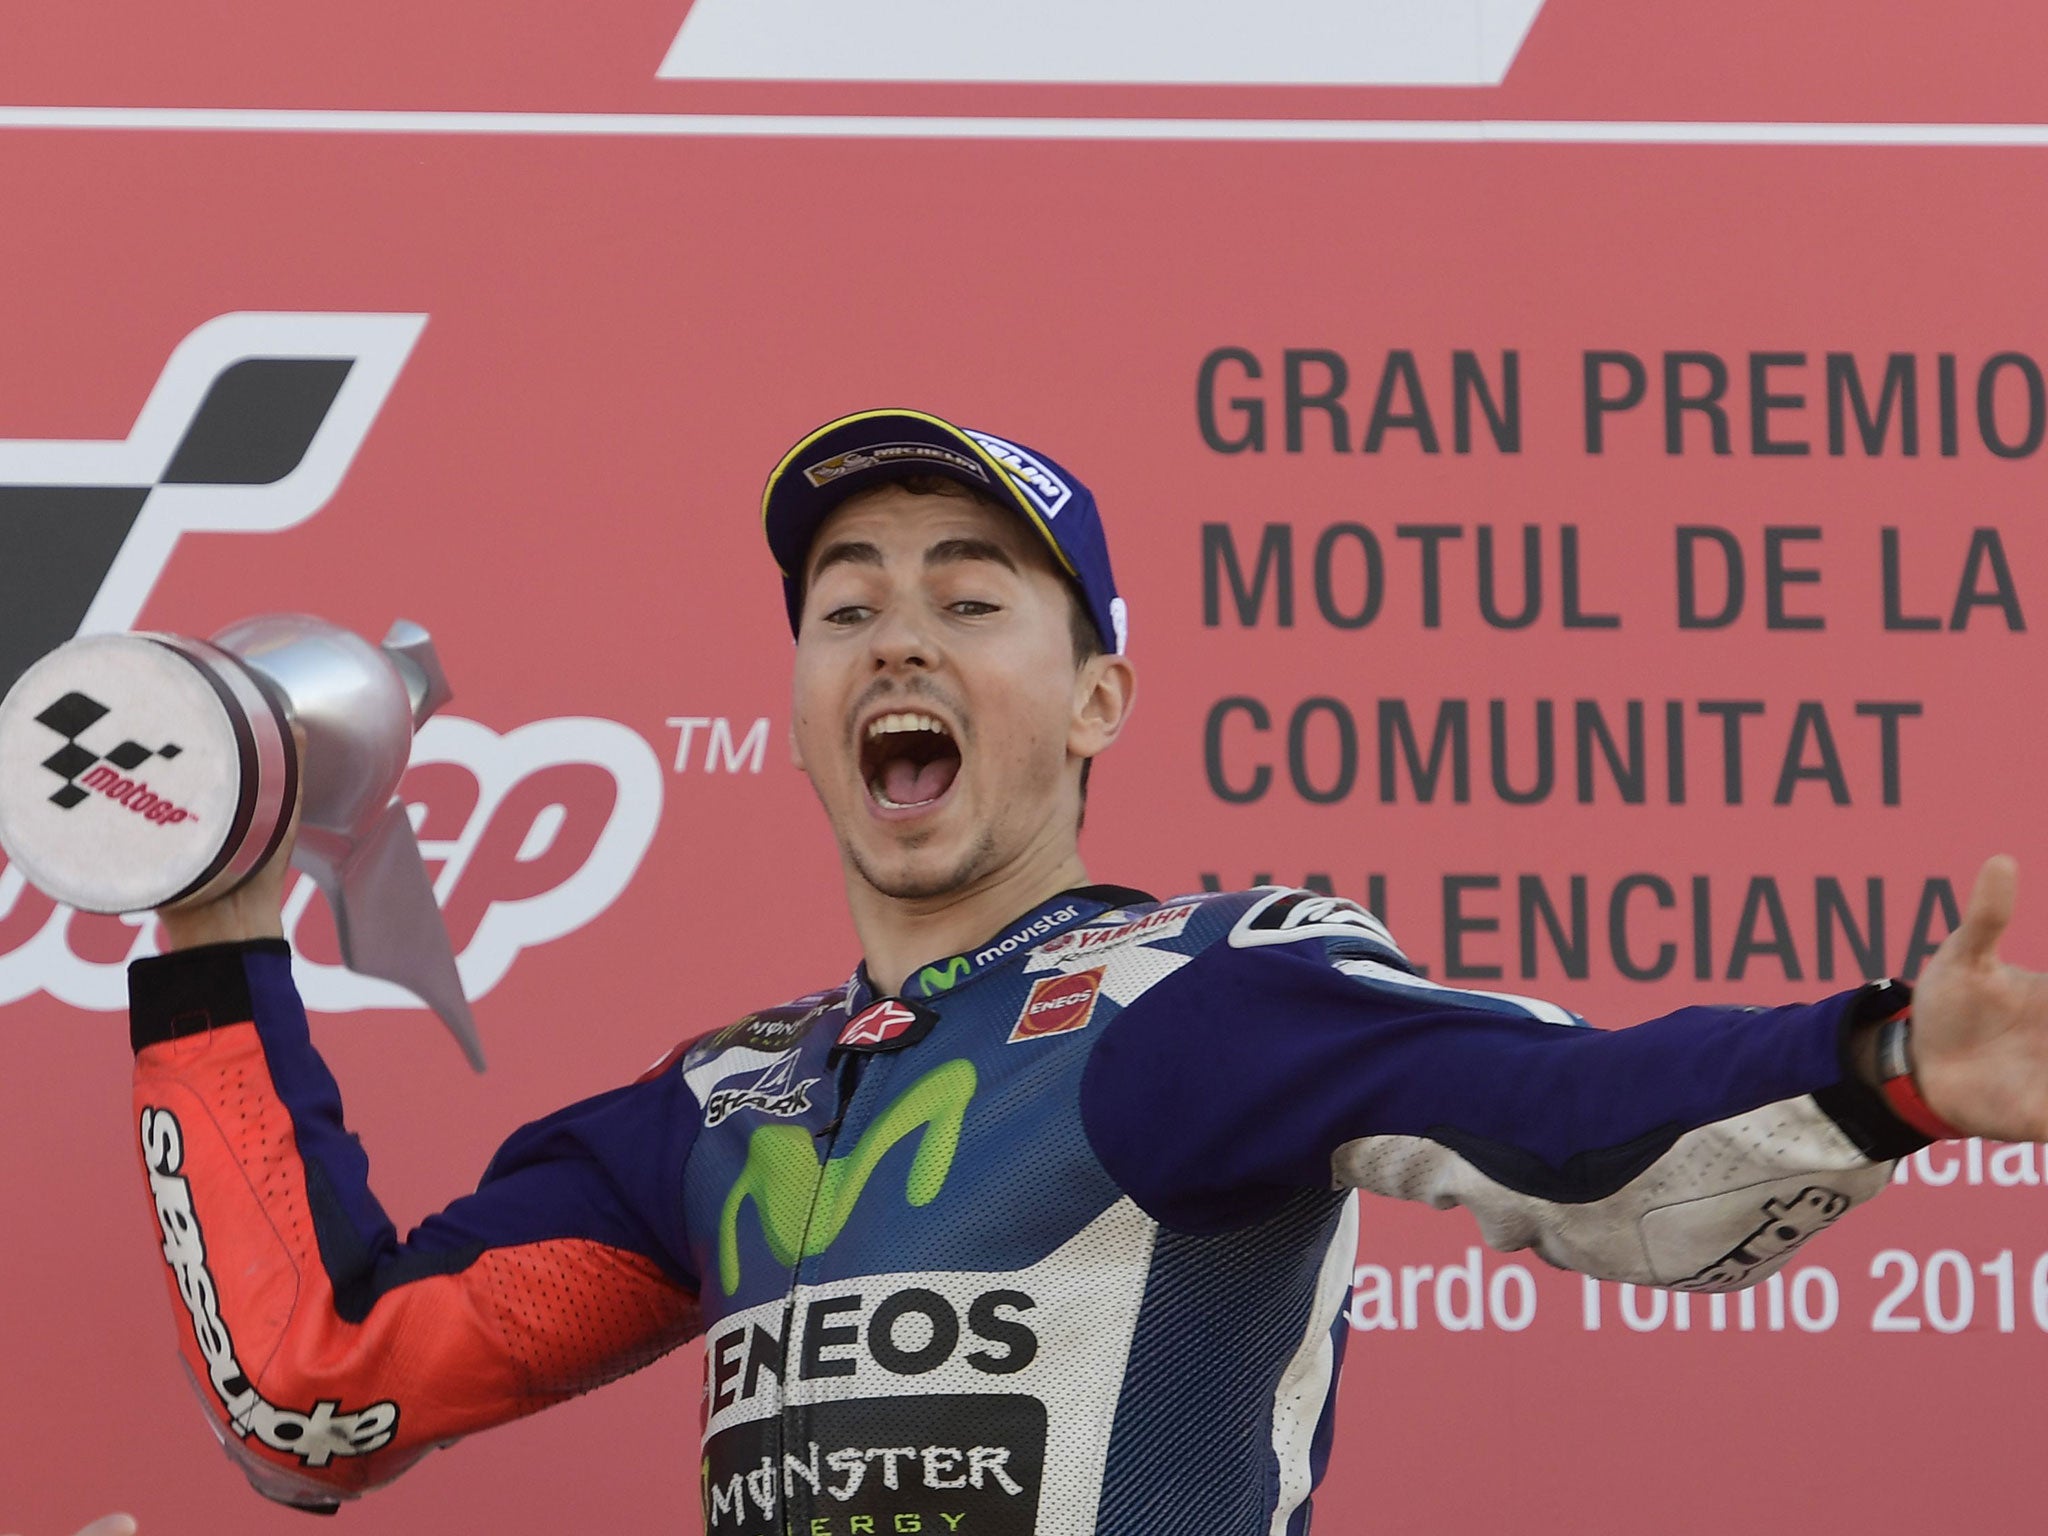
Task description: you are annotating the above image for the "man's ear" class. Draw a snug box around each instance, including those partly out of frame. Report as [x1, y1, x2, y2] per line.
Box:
[1070, 653, 1137, 760]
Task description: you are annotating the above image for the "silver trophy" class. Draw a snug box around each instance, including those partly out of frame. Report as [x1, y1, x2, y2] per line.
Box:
[0, 616, 484, 1069]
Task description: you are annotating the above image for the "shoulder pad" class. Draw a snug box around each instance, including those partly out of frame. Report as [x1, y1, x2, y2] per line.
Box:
[1224, 887, 1410, 965]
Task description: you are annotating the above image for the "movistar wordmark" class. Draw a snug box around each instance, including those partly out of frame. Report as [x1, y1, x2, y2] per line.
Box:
[901, 902, 1086, 1000]
[719, 1059, 976, 1293]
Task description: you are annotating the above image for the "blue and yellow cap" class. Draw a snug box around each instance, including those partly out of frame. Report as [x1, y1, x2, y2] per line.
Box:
[762, 408, 1128, 654]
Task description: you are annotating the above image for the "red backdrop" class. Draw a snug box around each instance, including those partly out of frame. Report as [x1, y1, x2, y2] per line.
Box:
[3, 4, 2046, 1531]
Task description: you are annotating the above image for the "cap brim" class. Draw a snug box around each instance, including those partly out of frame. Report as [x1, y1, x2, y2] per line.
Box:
[762, 409, 1078, 589]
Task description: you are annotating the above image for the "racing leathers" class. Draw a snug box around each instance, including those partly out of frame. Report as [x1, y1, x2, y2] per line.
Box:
[128, 883, 1927, 1532]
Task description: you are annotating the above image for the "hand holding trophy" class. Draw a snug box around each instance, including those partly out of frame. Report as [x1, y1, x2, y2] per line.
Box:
[0, 615, 483, 1068]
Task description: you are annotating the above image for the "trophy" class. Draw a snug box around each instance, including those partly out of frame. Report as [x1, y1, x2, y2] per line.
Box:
[0, 616, 484, 1070]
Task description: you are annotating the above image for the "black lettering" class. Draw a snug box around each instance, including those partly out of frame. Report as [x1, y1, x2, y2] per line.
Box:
[1453, 350, 1521, 453]
[1749, 352, 1810, 456]
[800, 1294, 862, 1380]
[1880, 528, 1940, 631]
[1559, 526, 1620, 628]
[1677, 526, 1744, 629]
[1476, 525, 1540, 629]
[1763, 527, 1824, 630]
[1664, 352, 1732, 455]
[1395, 524, 1463, 628]
[1363, 351, 1439, 453]
[1488, 698, 1554, 805]
[1313, 524, 1384, 629]
[1826, 353, 1918, 456]
[1697, 700, 1765, 804]
[1665, 700, 1687, 805]
[1728, 877, 1802, 982]
[1938, 354, 1961, 456]
[1378, 700, 1470, 803]
[1816, 877, 1884, 983]
[1977, 352, 2046, 458]
[1574, 700, 1645, 804]
[1903, 879, 1961, 979]
[1773, 702, 1850, 805]
[1854, 701, 1920, 807]
[964, 1290, 1038, 1375]
[1583, 350, 1646, 454]
[868, 1289, 959, 1375]
[743, 1321, 784, 1401]
[1197, 347, 1265, 453]
[1952, 528, 2025, 630]
[1692, 874, 1713, 981]
[1518, 875, 1589, 980]
[1204, 697, 1271, 804]
[1443, 875, 1502, 980]
[1202, 523, 1293, 627]
[1610, 874, 1677, 982]
[712, 1328, 746, 1411]
[1285, 349, 1350, 453]
[1288, 698, 1357, 805]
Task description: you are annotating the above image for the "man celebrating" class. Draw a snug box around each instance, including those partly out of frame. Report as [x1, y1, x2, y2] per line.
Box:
[133, 409, 2048, 1532]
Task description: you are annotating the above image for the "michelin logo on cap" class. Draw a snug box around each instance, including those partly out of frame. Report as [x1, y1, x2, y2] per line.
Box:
[966, 430, 1072, 519]
[803, 442, 991, 489]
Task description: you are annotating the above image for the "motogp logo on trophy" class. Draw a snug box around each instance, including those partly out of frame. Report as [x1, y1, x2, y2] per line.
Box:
[0, 313, 665, 1015]
[31, 689, 193, 822]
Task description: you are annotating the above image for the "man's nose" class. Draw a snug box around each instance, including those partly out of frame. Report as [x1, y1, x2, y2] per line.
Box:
[867, 602, 938, 671]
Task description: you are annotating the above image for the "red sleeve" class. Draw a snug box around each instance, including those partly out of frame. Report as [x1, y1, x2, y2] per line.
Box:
[132, 940, 703, 1510]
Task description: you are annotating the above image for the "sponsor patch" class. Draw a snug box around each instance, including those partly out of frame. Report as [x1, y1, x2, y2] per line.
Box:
[965, 430, 1073, 518]
[140, 1105, 399, 1466]
[1672, 1186, 1852, 1292]
[702, 1393, 1044, 1535]
[699, 995, 841, 1057]
[803, 441, 990, 488]
[838, 996, 939, 1052]
[695, 1048, 822, 1128]
[1031, 903, 1196, 965]
[1008, 968, 1103, 1042]
[1228, 888, 1402, 955]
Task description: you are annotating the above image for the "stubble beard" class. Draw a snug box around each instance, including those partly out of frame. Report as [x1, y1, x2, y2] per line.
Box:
[846, 821, 1001, 902]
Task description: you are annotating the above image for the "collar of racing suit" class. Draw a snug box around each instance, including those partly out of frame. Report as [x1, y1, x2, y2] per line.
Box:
[847, 883, 1160, 1010]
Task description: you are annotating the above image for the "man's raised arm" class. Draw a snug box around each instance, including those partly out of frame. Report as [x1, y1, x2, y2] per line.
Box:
[133, 848, 703, 1509]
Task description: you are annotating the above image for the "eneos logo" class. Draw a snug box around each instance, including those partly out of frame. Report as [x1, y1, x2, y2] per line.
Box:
[0, 314, 667, 1014]
[1007, 968, 1103, 1043]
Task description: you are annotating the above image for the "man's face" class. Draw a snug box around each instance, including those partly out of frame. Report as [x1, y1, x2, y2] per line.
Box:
[790, 483, 1100, 903]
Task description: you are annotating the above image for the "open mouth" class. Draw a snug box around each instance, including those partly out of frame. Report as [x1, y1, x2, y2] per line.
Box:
[860, 710, 962, 813]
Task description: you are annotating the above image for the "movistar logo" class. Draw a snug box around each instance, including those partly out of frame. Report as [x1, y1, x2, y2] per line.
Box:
[718, 1058, 976, 1294]
[913, 955, 972, 995]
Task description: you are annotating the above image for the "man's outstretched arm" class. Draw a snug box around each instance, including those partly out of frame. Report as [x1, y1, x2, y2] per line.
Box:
[1074, 881, 2031, 1288]
[132, 938, 703, 1511]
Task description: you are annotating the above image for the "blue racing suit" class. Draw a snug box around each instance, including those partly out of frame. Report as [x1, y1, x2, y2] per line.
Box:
[127, 884, 1926, 1531]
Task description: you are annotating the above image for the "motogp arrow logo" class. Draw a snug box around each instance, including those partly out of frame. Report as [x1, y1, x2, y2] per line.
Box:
[0, 311, 425, 692]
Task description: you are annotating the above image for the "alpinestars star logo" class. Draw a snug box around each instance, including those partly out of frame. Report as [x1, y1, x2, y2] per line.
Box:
[33, 689, 192, 822]
[0, 311, 424, 695]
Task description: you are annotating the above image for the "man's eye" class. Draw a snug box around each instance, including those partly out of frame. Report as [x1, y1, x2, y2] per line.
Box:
[950, 600, 999, 616]
[822, 605, 871, 625]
